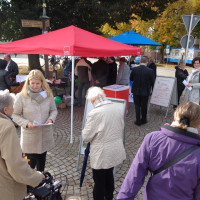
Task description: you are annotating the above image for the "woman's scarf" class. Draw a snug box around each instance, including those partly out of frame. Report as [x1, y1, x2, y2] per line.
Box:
[28, 86, 47, 104]
[187, 67, 200, 83]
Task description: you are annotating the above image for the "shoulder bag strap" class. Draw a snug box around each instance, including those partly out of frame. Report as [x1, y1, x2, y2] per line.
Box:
[152, 144, 200, 176]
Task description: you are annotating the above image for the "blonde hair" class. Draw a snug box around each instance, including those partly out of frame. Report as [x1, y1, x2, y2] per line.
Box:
[86, 87, 106, 105]
[21, 70, 52, 98]
[172, 102, 200, 130]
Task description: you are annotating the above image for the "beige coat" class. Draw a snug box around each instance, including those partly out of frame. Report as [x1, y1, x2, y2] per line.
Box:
[12, 92, 58, 154]
[82, 103, 126, 169]
[0, 113, 42, 200]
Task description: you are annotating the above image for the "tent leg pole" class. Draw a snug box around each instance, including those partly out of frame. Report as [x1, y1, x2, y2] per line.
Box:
[70, 56, 75, 144]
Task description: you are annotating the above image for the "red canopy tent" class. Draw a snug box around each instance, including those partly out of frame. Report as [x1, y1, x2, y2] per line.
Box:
[0, 25, 141, 143]
[0, 25, 141, 57]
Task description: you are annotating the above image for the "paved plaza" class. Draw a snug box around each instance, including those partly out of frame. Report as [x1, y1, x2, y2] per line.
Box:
[11, 54, 193, 199]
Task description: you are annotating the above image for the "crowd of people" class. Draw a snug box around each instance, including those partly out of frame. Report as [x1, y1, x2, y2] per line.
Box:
[1, 53, 200, 200]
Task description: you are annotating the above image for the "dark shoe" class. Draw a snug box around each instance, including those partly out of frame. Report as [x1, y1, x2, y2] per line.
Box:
[141, 119, 147, 125]
[134, 121, 141, 126]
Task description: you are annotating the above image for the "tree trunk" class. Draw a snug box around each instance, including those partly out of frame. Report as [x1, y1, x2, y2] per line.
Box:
[160, 45, 164, 63]
[28, 54, 41, 70]
[28, 54, 47, 76]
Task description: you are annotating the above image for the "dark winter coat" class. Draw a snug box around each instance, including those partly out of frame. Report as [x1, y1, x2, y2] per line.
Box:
[130, 65, 155, 96]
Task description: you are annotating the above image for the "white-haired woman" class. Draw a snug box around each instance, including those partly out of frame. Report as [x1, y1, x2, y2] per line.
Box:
[82, 87, 126, 200]
[0, 90, 43, 200]
[12, 69, 57, 172]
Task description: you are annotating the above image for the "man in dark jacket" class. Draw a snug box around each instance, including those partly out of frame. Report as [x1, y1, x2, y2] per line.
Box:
[92, 57, 108, 88]
[0, 59, 19, 91]
[107, 57, 117, 85]
[149, 57, 157, 78]
[4, 53, 19, 80]
[130, 56, 155, 126]
[175, 61, 188, 105]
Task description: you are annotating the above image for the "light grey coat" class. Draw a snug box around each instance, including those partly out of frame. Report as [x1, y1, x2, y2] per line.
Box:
[82, 102, 126, 169]
[12, 92, 57, 154]
[117, 63, 130, 85]
[182, 67, 200, 104]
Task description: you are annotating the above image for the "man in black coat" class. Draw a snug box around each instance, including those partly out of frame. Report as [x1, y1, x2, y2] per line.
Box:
[175, 61, 188, 105]
[107, 57, 117, 85]
[92, 57, 108, 88]
[130, 56, 155, 126]
[4, 53, 19, 80]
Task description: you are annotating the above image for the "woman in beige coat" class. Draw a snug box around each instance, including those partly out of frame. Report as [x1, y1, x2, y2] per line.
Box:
[0, 90, 43, 200]
[12, 70, 57, 172]
[82, 87, 126, 200]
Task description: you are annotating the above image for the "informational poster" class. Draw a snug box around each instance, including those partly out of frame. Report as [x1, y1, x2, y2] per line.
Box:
[150, 76, 176, 107]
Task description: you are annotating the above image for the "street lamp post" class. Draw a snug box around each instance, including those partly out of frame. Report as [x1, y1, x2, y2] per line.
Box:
[41, 0, 50, 78]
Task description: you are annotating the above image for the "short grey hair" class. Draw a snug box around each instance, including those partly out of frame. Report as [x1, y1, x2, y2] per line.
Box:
[4, 53, 11, 59]
[86, 87, 106, 104]
[150, 57, 155, 63]
[0, 90, 15, 113]
[140, 56, 148, 63]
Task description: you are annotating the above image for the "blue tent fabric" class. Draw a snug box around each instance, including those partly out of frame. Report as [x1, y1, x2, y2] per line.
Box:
[110, 30, 161, 46]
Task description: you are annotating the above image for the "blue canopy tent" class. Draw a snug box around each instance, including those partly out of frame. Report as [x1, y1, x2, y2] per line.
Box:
[110, 30, 161, 46]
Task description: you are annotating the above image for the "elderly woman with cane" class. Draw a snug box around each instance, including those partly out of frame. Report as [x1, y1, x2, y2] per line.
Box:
[0, 90, 43, 200]
[82, 87, 126, 200]
[117, 101, 200, 200]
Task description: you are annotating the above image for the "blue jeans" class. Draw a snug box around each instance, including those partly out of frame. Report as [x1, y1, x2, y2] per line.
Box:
[78, 81, 90, 105]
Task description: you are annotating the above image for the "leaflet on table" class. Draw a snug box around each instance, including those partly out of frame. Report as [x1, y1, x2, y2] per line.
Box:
[33, 120, 53, 126]
[16, 75, 28, 82]
[182, 80, 192, 91]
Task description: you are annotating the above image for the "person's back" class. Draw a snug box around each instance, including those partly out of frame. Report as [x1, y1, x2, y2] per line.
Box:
[130, 65, 154, 96]
[107, 57, 117, 85]
[92, 58, 108, 87]
[83, 99, 126, 169]
[117, 102, 200, 200]
[142, 127, 200, 199]
[0, 69, 9, 90]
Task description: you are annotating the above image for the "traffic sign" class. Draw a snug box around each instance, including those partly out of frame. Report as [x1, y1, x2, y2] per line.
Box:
[156, 47, 159, 53]
[166, 45, 170, 54]
[181, 34, 194, 49]
[182, 15, 200, 33]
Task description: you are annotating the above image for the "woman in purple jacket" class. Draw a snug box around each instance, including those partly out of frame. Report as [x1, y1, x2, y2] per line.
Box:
[117, 101, 200, 200]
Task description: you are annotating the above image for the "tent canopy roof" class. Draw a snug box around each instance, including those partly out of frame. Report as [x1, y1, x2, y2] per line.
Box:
[0, 25, 141, 57]
[110, 30, 161, 46]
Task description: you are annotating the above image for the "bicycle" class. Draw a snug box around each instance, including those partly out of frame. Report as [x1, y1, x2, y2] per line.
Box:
[24, 172, 63, 200]
[41, 56, 62, 71]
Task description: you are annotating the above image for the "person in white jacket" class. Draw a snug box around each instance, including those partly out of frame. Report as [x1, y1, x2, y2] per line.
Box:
[82, 87, 126, 200]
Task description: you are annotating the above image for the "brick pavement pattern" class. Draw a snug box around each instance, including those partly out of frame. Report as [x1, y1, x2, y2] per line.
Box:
[40, 102, 174, 200]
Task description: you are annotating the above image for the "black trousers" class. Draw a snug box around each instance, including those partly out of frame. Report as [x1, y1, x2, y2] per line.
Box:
[92, 167, 114, 200]
[25, 152, 47, 172]
[133, 95, 149, 122]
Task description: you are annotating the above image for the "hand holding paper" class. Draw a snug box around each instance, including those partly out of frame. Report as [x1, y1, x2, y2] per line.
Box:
[183, 80, 192, 91]
[33, 120, 53, 127]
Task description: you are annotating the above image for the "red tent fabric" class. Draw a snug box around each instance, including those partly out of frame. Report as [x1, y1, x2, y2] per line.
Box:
[0, 25, 141, 57]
